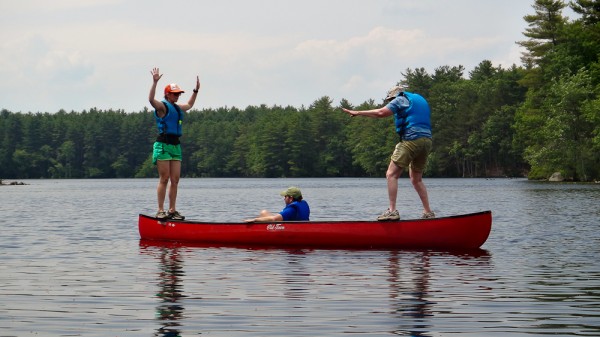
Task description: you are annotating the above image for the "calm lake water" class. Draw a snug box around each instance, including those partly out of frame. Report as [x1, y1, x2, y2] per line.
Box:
[1, 178, 599, 336]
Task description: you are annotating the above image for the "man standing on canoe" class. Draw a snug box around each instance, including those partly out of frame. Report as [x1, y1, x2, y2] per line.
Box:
[245, 186, 310, 222]
[342, 85, 435, 221]
[149, 67, 200, 220]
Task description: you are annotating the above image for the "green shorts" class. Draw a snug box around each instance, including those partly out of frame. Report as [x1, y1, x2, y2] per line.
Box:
[390, 138, 432, 172]
[152, 142, 182, 165]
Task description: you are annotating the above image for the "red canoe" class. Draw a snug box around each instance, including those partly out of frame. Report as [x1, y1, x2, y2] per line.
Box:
[138, 210, 492, 249]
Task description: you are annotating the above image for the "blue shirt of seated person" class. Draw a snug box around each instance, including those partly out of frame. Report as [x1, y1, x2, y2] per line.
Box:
[244, 186, 310, 223]
[280, 199, 310, 221]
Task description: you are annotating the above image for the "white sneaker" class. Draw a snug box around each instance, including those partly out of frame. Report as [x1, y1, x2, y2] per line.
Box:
[421, 211, 435, 219]
[377, 209, 400, 221]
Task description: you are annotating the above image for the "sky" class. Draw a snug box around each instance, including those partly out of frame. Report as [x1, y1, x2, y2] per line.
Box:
[1, 0, 547, 113]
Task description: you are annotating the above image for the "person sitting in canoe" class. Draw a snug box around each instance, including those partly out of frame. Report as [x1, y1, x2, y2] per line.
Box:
[245, 186, 310, 222]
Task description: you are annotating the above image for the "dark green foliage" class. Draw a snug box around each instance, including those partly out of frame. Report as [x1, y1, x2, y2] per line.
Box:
[513, 0, 600, 181]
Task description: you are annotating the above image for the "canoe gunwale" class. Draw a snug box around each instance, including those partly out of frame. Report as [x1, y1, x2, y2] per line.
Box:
[138, 210, 492, 225]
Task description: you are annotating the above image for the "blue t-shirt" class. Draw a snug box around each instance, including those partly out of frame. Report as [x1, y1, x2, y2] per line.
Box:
[385, 92, 432, 140]
[279, 200, 310, 221]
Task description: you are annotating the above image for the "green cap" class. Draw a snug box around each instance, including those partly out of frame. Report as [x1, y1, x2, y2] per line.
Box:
[280, 186, 302, 199]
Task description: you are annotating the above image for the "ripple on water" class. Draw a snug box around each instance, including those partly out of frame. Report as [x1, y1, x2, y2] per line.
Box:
[1, 178, 599, 336]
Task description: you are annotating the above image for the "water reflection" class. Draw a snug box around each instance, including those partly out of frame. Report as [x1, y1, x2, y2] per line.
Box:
[282, 251, 313, 300]
[141, 243, 186, 337]
[388, 249, 491, 336]
[140, 240, 491, 336]
[387, 250, 432, 336]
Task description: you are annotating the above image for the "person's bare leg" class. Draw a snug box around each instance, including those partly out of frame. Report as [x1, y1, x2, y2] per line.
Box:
[156, 160, 170, 212]
[167, 160, 181, 213]
[385, 161, 403, 211]
[409, 168, 432, 214]
[259, 210, 275, 217]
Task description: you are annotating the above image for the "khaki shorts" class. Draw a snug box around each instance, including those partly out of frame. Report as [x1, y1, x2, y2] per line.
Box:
[390, 138, 432, 172]
[152, 142, 182, 165]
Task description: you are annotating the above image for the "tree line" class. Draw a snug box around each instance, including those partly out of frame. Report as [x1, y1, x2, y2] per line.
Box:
[1, 0, 599, 181]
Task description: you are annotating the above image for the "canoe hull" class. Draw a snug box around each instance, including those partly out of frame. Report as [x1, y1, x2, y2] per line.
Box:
[138, 211, 492, 249]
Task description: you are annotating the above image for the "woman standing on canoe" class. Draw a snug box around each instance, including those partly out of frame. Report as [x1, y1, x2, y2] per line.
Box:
[149, 67, 200, 220]
[342, 85, 435, 221]
[245, 186, 310, 222]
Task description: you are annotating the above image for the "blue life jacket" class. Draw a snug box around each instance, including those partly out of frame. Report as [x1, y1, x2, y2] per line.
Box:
[279, 200, 310, 221]
[154, 100, 183, 136]
[386, 91, 432, 140]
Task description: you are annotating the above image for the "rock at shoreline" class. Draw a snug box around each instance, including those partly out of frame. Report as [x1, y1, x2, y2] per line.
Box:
[549, 172, 564, 182]
[0, 180, 27, 186]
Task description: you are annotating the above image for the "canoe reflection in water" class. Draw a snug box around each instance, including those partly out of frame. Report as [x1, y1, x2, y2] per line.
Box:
[139, 240, 491, 336]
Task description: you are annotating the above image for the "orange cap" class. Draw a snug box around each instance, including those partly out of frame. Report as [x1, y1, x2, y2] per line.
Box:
[164, 83, 185, 95]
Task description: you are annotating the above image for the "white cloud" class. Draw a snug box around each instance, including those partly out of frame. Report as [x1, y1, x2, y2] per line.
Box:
[0, 0, 536, 112]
